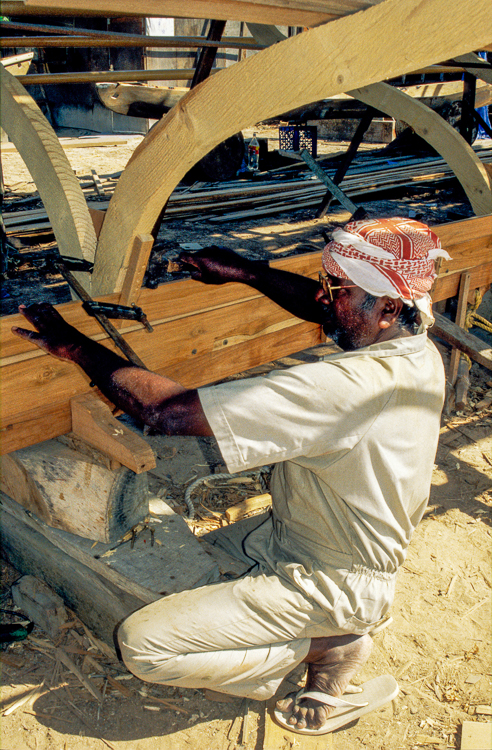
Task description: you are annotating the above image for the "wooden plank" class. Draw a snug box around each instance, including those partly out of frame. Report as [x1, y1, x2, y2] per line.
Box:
[432, 263, 492, 303]
[448, 272, 472, 385]
[0, 319, 320, 455]
[91, 0, 492, 294]
[71, 393, 156, 474]
[431, 313, 492, 371]
[0, 1, 376, 27]
[1, 215, 490, 455]
[0, 251, 322, 361]
[118, 233, 154, 308]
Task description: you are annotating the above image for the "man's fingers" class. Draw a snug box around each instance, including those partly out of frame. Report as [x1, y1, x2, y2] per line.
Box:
[18, 302, 66, 332]
[11, 326, 45, 345]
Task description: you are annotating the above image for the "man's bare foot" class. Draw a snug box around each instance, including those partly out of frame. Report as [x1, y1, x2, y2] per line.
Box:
[276, 633, 373, 731]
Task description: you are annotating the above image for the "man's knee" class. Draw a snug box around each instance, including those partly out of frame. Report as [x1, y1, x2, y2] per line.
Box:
[117, 609, 162, 681]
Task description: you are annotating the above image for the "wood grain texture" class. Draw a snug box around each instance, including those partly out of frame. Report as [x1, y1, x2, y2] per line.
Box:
[0, 65, 96, 289]
[0, 492, 149, 645]
[119, 234, 154, 307]
[91, 0, 492, 294]
[0, 0, 381, 26]
[432, 313, 492, 371]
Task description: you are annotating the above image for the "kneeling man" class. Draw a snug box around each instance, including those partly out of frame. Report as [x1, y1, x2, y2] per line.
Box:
[13, 217, 448, 734]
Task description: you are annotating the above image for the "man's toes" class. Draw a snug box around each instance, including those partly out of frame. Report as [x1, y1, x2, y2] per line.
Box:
[276, 693, 296, 713]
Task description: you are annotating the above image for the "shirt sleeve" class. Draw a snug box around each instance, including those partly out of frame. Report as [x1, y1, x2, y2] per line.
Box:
[198, 359, 394, 473]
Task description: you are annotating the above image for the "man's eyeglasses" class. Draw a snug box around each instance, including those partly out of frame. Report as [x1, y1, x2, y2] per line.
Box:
[318, 272, 356, 302]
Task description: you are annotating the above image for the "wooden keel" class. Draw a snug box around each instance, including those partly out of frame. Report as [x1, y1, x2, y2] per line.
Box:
[0, 493, 144, 647]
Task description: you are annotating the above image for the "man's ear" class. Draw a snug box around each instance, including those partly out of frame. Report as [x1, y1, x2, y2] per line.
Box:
[378, 297, 404, 329]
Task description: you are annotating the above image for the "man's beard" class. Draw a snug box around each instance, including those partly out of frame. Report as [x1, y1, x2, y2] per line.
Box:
[322, 306, 367, 351]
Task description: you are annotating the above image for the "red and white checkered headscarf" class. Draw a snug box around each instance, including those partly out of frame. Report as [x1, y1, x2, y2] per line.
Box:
[322, 217, 451, 328]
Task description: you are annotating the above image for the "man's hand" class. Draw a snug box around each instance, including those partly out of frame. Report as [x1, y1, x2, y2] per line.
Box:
[12, 303, 86, 362]
[178, 245, 256, 285]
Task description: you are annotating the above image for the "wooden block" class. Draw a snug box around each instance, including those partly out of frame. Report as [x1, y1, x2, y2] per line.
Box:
[119, 233, 154, 308]
[264, 700, 333, 750]
[461, 721, 492, 750]
[448, 271, 471, 386]
[71, 392, 155, 474]
[11, 575, 67, 640]
[1, 439, 149, 543]
[225, 494, 272, 523]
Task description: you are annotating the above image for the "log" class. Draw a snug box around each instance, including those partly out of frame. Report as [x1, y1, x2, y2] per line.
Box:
[0, 439, 149, 543]
[0, 494, 143, 645]
[0, 492, 222, 645]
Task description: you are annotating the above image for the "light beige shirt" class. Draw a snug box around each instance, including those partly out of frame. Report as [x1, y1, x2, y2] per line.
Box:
[199, 333, 445, 627]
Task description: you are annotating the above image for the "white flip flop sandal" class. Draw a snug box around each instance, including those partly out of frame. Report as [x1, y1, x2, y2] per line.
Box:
[273, 674, 399, 735]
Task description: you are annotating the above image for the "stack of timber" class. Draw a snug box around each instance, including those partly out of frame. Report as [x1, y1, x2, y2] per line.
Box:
[4, 145, 492, 234]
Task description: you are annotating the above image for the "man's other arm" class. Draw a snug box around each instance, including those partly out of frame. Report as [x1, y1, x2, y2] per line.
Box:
[179, 246, 325, 324]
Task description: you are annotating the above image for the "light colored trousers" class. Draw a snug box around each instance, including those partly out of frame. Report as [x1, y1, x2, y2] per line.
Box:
[118, 513, 343, 699]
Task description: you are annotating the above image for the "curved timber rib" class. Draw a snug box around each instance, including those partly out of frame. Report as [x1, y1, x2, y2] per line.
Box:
[91, 0, 492, 296]
[246, 23, 492, 216]
[0, 65, 96, 287]
[348, 82, 492, 216]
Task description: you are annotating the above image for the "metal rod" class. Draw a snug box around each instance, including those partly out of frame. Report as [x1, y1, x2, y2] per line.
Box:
[317, 107, 376, 218]
[0, 33, 264, 50]
[17, 69, 204, 85]
[299, 149, 359, 215]
[55, 264, 147, 369]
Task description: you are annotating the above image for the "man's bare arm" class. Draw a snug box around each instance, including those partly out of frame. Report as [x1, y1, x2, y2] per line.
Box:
[179, 246, 326, 324]
[12, 303, 213, 436]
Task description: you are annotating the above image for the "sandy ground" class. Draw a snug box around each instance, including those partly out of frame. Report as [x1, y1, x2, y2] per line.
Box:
[1, 132, 491, 750]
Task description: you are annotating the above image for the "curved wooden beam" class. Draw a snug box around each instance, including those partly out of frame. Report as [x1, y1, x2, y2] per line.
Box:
[348, 82, 492, 216]
[0, 65, 96, 287]
[92, 0, 492, 295]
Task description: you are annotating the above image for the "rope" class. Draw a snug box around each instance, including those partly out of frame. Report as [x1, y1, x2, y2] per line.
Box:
[467, 311, 492, 334]
[183, 466, 271, 518]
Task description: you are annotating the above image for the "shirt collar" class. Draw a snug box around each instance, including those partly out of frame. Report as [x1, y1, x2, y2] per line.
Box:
[323, 332, 428, 362]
